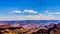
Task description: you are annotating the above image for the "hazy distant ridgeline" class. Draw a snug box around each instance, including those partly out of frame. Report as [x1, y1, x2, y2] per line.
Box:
[0, 20, 60, 26]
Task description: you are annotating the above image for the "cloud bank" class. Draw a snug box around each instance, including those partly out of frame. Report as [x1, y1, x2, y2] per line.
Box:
[0, 10, 60, 21]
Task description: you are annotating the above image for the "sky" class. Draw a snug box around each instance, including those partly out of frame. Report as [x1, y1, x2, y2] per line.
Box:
[0, 0, 60, 20]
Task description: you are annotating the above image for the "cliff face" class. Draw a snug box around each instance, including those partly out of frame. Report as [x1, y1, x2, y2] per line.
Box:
[23, 24, 40, 30]
[0, 21, 60, 34]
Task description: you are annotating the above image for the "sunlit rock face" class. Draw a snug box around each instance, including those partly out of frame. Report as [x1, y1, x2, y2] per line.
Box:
[23, 24, 40, 30]
[0, 24, 10, 28]
[11, 23, 20, 27]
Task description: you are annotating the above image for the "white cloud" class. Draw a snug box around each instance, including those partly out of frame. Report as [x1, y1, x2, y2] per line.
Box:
[9, 10, 22, 14]
[23, 9, 37, 14]
[14, 10, 21, 13]
[9, 10, 37, 15]
[49, 12, 60, 14]
[44, 10, 60, 15]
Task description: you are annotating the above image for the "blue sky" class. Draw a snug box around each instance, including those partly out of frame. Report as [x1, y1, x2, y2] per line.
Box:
[0, 0, 60, 20]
